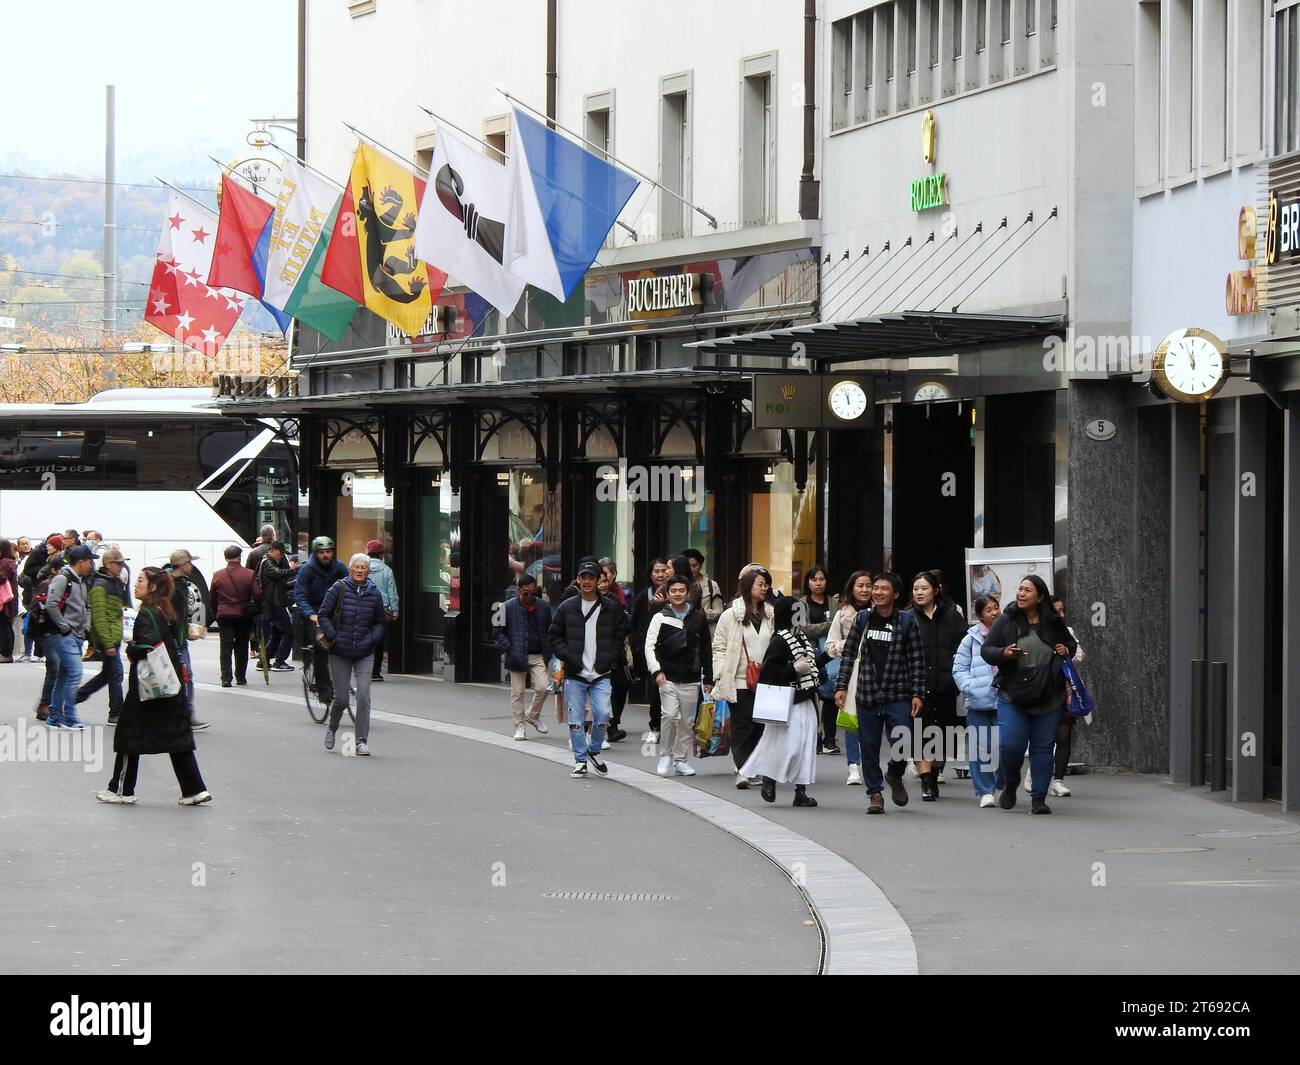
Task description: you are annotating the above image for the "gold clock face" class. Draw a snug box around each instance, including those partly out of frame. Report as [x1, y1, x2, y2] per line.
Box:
[1152, 328, 1229, 403]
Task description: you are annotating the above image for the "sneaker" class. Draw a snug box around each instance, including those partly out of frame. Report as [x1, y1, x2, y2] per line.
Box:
[356, 742, 370, 756]
[96, 790, 136, 805]
[270, 662, 295, 672]
[846, 764, 863, 786]
[1023, 774, 1033, 794]
[642, 730, 659, 743]
[178, 791, 212, 806]
[979, 793, 996, 809]
[62, 721, 85, 731]
[935, 769, 946, 785]
[867, 792, 885, 814]
[997, 786, 1017, 810]
[106, 714, 119, 726]
[1048, 779, 1071, 797]
[884, 772, 909, 807]
[601, 738, 611, 750]
[324, 729, 336, 751]
[221, 681, 232, 688]
[35, 704, 49, 721]
[514, 726, 527, 741]
[819, 743, 841, 755]
[526, 714, 549, 735]
[235, 678, 248, 686]
[735, 775, 751, 790]
[657, 755, 672, 777]
[747, 775, 764, 786]
[673, 761, 696, 776]
[372, 674, 385, 682]
[15, 654, 28, 663]
[588, 752, 608, 776]
[1031, 797, 1052, 815]
[606, 727, 627, 742]
[570, 762, 588, 778]
[191, 721, 211, 731]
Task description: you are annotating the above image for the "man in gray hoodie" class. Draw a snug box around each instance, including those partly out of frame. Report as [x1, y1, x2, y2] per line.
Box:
[44, 545, 94, 729]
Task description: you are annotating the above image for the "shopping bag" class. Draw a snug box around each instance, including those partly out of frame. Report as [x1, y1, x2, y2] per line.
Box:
[817, 654, 840, 700]
[0, 579, 13, 609]
[752, 682, 794, 724]
[1062, 658, 1095, 718]
[835, 654, 861, 731]
[695, 697, 732, 758]
[137, 642, 182, 701]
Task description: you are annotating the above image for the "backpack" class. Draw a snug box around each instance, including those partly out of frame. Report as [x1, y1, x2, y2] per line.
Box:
[30, 574, 71, 637]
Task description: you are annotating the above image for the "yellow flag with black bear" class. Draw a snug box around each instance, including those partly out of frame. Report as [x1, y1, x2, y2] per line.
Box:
[345, 144, 443, 336]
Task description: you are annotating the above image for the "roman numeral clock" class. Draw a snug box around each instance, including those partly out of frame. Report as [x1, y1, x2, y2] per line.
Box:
[1150, 327, 1230, 403]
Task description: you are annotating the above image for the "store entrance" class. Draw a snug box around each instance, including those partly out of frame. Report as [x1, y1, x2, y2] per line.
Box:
[891, 402, 974, 608]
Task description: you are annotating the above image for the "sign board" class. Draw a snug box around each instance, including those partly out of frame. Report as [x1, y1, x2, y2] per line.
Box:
[752, 375, 875, 430]
[963, 545, 1055, 623]
[623, 271, 707, 317]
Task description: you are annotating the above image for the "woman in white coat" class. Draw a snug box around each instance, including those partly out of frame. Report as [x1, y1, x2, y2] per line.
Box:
[711, 566, 774, 789]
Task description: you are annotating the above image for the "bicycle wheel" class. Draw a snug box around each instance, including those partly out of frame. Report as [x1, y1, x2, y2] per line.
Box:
[302, 651, 329, 724]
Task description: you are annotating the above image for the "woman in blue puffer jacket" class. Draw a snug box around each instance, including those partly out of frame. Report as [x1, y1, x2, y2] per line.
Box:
[318, 553, 387, 756]
[952, 595, 1001, 807]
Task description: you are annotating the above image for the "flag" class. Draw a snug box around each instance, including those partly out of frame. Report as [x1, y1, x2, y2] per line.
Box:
[208, 173, 291, 332]
[414, 126, 524, 316]
[144, 195, 245, 356]
[325, 144, 444, 337]
[265, 159, 357, 341]
[320, 182, 364, 303]
[505, 108, 639, 303]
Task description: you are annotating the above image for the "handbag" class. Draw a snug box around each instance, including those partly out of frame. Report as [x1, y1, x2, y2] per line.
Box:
[137, 641, 182, 700]
[1062, 658, 1095, 717]
[0, 578, 13, 609]
[741, 635, 760, 689]
[315, 581, 347, 651]
[752, 682, 794, 724]
[997, 658, 1060, 707]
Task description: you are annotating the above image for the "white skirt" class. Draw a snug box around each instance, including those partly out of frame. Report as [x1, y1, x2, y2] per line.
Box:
[740, 700, 818, 785]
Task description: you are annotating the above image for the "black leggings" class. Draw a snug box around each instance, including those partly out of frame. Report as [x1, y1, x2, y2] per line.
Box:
[820, 695, 838, 745]
[0, 614, 13, 658]
[108, 750, 206, 798]
[1054, 714, 1076, 780]
[730, 688, 763, 770]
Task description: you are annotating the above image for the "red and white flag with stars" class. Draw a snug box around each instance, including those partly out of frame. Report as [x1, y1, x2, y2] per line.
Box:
[144, 195, 244, 356]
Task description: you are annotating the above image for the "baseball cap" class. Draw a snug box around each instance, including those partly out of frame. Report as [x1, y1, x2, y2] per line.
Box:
[366, 539, 385, 555]
[67, 545, 95, 563]
[577, 560, 602, 578]
[169, 548, 194, 566]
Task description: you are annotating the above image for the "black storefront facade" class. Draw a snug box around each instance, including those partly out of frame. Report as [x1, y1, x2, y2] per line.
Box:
[217, 235, 832, 682]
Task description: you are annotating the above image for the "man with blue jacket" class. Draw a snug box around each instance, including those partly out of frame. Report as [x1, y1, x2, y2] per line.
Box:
[493, 574, 553, 741]
[318, 553, 386, 757]
[293, 536, 349, 705]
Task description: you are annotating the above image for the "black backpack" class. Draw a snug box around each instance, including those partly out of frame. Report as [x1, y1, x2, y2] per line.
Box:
[30, 574, 71, 637]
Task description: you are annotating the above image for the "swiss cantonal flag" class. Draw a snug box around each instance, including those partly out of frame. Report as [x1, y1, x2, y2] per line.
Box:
[144, 195, 244, 355]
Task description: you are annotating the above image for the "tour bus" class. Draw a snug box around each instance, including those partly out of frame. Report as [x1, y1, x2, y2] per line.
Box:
[0, 387, 299, 590]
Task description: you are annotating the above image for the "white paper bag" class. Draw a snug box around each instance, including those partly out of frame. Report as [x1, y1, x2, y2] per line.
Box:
[137, 642, 182, 700]
[752, 682, 794, 724]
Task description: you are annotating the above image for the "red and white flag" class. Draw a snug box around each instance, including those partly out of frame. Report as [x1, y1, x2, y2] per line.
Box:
[144, 195, 244, 355]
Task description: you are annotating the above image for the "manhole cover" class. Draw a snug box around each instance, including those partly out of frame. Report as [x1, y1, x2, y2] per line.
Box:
[543, 891, 676, 902]
[1194, 827, 1300, 839]
[1102, 846, 1211, 854]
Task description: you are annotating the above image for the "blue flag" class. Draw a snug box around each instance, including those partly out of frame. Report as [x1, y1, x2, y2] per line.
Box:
[505, 109, 640, 302]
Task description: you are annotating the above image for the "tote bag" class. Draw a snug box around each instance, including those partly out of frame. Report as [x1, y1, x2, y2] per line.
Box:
[0, 578, 13, 609]
[137, 641, 182, 701]
[752, 682, 794, 724]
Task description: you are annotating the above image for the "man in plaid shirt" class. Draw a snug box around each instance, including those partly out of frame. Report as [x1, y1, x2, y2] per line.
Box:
[835, 572, 927, 814]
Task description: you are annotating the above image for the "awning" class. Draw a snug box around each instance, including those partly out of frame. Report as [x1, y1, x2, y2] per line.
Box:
[686, 311, 1065, 364]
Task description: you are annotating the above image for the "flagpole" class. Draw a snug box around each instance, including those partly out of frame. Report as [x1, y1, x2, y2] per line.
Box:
[342, 121, 430, 176]
[417, 104, 639, 241]
[265, 142, 346, 191]
[154, 176, 214, 215]
[496, 88, 719, 230]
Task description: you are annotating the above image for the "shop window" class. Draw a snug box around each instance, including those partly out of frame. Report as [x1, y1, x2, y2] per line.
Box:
[418, 476, 459, 652]
[504, 468, 563, 602]
[334, 470, 391, 561]
[748, 454, 818, 599]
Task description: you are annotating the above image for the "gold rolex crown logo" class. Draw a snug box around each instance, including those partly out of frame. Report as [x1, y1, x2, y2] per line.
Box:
[781, 384, 797, 400]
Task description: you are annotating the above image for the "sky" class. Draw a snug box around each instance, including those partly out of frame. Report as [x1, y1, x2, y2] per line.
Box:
[0, 0, 298, 185]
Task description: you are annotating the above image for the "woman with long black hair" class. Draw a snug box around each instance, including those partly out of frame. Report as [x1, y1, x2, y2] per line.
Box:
[981, 575, 1076, 814]
[797, 564, 837, 753]
[905, 570, 967, 801]
[711, 566, 774, 788]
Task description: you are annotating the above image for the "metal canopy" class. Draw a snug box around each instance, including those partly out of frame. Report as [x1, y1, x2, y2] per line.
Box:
[686, 311, 1065, 364]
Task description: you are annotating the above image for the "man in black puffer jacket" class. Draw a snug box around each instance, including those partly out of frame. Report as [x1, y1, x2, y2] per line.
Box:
[548, 559, 628, 778]
[318, 553, 386, 757]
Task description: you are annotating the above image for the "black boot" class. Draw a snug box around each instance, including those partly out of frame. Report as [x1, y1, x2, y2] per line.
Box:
[793, 785, 817, 808]
[760, 776, 777, 803]
[920, 770, 938, 802]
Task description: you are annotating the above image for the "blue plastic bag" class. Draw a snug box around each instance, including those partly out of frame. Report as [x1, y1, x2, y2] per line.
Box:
[1062, 658, 1095, 717]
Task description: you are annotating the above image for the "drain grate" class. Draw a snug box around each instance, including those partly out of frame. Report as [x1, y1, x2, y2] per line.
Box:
[543, 891, 676, 902]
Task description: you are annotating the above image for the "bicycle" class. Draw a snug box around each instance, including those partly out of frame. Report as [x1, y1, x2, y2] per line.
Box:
[293, 607, 353, 725]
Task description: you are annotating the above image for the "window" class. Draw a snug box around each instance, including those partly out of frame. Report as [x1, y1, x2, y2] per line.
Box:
[348, 0, 376, 16]
[930, 0, 941, 65]
[1000, 0, 1011, 43]
[1168, 0, 1194, 180]
[906, 1, 918, 74]
[660, 73, 692, 239]
[884, 3, 896, 81]
[977, 0, 988, 52]
[1236, 0, 1265, 160]
[1027, 0, 1037, 36]
[1201, 0, 1228, 170]
[741, 56, 776, 226]
[585, 108, 611, 160]
[953, 0, 964, 59]
[482, 113, 509, 163]
[1278, 2, 1300, 155]
[832, 15, 853, 129]
[1137, 0, 1162, 189]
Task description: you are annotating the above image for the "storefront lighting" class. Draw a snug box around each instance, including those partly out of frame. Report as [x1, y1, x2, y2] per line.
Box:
[522, 473, 535, 485]
[764, 465, 776, 483]
[430, 474, 442, 488]
[601, 469, 619, 482]
[680, 467, 694, 479]
[496, 471, 510, 485]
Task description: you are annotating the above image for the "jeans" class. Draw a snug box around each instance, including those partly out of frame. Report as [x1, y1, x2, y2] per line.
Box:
[266, 607, 294, 665]
[328, 653, 373, 741]
[657, 680, 700, 763]
[843, 727, 862, 767]
[509, 654, 549, 726]
[564, 675, 611, 763]
[966, 707, 998, 796]
[78, 644, 124, 717]
[217, 618, 253, 684]
[45, 633, 85, 727]
[856, 700, 913, 795]
[994, 697, 1063, 800]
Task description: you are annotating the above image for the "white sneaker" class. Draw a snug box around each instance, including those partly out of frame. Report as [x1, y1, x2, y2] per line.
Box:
[642, 730, 659, 743]
[178, 791, 212, 806]
[673, 761, 696, 776]
[979, 793, 996, 808]
[96, 790, 136, 805]
[1048, 778, 1071, 797]
[935, 769, 946, 784]
[514, 725, 526, 741]
[602, 738, 611, 750]
[907, 763, 919, 778]
[657, 755, 672, 776]
[526, 714, 549, 735]
[846, 763, 863, 786]
[16, 654, 28, 663]
[1023, 774, 1033, 793]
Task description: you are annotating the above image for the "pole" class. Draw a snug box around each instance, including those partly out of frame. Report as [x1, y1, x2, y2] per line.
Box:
[546, 0, 558, 129]
[207, 155, 277, 203]
[103, 85, 117, 342]
[265, 142, 345, 191]
[154, 177, 214, 216]
[1209, 660, 1228, 792]
[297, 0, 307, 163]
[1190, 659, 1207, 786]
[343, 121, 429, 175]
[497, 88, 719, 229]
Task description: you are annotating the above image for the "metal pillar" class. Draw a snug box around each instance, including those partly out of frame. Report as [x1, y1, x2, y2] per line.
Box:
[1169, 404, 1200, 783]
[1232, 397, 1266, 801]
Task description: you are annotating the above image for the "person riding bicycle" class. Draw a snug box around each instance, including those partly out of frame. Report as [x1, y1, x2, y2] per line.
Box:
[292, 536, 348, 701]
